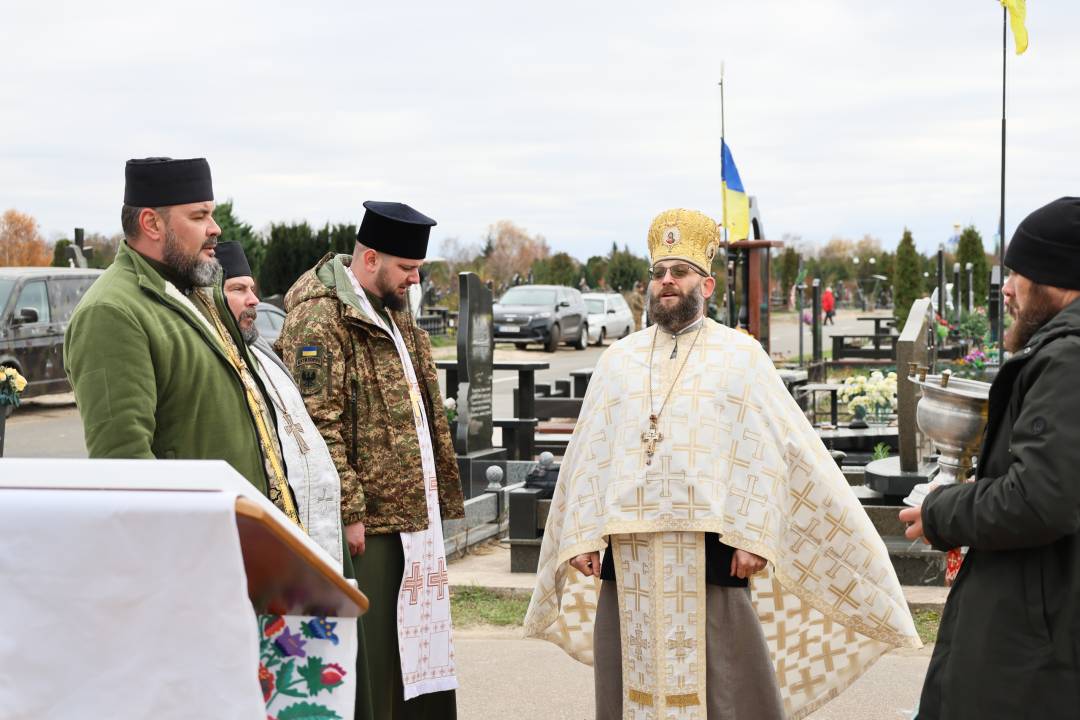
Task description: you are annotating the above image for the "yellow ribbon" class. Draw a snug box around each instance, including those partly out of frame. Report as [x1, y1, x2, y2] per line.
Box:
[194, 292, 303, 529]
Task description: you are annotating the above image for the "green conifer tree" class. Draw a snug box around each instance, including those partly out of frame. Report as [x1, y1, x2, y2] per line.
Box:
[956, 225, 989, 309]
[892, 228, 924, 325]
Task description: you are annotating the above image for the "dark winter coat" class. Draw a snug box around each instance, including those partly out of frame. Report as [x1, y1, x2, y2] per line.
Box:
[918, 297, 1080, 719]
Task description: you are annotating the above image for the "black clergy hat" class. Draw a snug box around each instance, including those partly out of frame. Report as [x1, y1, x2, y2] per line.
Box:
[215, 241, 253, 280]
[1005, 197, 1080, 290]
[124, 157, 214, 207]
[356, 200, 436, 260]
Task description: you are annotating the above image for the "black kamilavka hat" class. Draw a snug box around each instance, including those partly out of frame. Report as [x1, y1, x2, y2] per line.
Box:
[356, 200, 436, 260]
[124, 157, 214, 207]
[215, 241, 252, 280]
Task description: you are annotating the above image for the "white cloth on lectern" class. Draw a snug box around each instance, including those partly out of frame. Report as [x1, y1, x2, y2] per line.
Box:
[0, 488, 264, 720]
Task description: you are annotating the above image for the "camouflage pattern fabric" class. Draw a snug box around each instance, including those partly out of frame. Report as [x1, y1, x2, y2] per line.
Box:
[275, 253, 465, 534]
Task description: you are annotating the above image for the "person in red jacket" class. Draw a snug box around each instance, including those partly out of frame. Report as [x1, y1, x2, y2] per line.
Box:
[822, 285, 836, 325]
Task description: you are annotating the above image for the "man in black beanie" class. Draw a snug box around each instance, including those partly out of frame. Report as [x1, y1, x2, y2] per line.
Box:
[900, 197, 1080, 719]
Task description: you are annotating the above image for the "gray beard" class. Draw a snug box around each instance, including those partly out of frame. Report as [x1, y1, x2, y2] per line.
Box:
[649, 286, 705, 332]
[163, 227, 220, 287]
[238, 308, 259, 344]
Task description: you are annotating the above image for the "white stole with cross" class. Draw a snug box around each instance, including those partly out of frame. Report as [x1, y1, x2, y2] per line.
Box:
[347, 272, 458, 700]
[249, 348, 357, 719]
[524, 320, 921, 719]
[250, 345, 344, 568]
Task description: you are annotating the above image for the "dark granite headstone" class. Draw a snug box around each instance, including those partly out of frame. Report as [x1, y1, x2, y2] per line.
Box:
[988, 265, 1002, 343]
[454, 272, 494, 454]
[864, 297, 935, 497]
[453, 272, 506, 498]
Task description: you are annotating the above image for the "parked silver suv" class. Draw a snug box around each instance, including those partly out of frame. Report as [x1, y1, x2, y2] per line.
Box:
[493, 284, 588, 352]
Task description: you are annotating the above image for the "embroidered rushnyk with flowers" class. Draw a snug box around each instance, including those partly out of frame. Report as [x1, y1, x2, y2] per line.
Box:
[523, 319, 921, 719]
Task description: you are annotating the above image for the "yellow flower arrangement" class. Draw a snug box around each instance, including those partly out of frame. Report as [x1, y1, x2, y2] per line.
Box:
[1, 367, 28, 406]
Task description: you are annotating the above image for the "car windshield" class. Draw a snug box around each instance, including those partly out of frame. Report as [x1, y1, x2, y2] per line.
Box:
[500, 288, 556, 306]
[0, 279, 14, 315]
[585, 299, 605, 314]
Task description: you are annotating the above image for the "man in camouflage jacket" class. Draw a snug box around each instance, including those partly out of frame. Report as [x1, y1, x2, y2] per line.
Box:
[276, 201, 464, 718]
[276, 251, 464, 535]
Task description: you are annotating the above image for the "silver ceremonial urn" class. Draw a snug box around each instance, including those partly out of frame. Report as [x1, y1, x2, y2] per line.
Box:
[903, 371, 992, 507]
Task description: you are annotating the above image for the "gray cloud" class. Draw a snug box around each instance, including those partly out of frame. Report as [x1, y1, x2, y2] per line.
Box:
[2, 1, 1076, 258]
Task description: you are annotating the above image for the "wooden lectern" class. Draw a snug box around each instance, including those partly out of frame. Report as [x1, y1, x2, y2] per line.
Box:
[236, 496, 367, 616]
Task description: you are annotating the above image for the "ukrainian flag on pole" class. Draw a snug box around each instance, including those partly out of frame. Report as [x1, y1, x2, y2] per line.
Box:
[721, 140, 750, 242]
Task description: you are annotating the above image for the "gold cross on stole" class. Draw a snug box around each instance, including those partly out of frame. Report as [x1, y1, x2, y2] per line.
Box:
[641, 414, 663, 466]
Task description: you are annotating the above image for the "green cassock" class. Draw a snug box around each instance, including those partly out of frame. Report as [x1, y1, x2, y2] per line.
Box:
[65, 242, 270, 485]
[353, 536, 456, 719]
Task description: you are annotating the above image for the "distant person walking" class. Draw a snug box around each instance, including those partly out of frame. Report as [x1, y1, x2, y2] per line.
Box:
[822, 285, 836, 325]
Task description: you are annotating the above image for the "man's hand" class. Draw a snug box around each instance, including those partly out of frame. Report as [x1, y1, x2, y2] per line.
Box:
[345, 521, 366, 556]
[569, 552, 602, 577]
[730, 549, 767, 579]
[898, 505, 929, 544]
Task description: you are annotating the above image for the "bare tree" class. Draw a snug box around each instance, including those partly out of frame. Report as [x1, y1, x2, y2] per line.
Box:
[438, 236, 482, 275]
[482, 220, 550, 289]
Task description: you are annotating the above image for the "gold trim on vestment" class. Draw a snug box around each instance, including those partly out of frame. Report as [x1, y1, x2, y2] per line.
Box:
[614, 532, 707, 719]
[194, 291, 302, 528]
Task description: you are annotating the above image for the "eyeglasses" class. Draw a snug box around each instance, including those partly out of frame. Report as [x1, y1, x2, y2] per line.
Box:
[648, 263, 706, 281]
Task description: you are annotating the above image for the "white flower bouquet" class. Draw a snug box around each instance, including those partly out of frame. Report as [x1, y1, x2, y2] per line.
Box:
[838, 370, 897, 425]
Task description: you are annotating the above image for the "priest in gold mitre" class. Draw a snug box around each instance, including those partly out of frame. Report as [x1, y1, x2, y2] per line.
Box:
[523, 209, 921, 720]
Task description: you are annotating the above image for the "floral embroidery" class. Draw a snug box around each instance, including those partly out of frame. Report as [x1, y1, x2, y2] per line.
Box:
[302, 617, 340, 646]
[258, 615, 348, 719]
[259, 663, 275, 702]
[264, 616, 286, 638]
[274, 627, 307, 658]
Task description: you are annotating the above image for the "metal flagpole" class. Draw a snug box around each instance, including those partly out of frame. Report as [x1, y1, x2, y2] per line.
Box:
[996, 4, 1007, 345]
[720, 66, 737, 327]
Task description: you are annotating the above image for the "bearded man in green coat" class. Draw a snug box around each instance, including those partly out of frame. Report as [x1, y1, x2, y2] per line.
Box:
[65, 157, 299, 522]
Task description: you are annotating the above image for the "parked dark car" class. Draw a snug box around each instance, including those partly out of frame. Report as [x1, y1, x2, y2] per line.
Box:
[0, 267, 103, 413]
[493, 284, 588, 352]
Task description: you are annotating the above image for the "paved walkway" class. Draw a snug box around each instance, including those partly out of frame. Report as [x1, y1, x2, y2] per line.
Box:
[769, 307, 894, 362]
[449, 543, 937, 719]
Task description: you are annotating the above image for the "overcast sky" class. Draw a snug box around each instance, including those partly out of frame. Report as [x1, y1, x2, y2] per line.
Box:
[3, 1, 1076, 259]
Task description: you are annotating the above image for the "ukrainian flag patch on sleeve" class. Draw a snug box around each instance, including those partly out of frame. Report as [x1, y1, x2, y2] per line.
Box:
[295, 344, 326, 396]
[297, 345, 321, 365]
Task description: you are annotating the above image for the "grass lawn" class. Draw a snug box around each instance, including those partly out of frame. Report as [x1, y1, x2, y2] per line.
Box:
[451, 587, 944, 646]
[912, 608, 941, 645]
[429, 331, 457, 348]
[450, 587, 530, 627]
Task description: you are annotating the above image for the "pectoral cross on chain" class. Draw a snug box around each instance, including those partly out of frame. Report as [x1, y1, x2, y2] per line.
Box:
[641, 414, 663, 466]
[281, 411, 310, 455]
